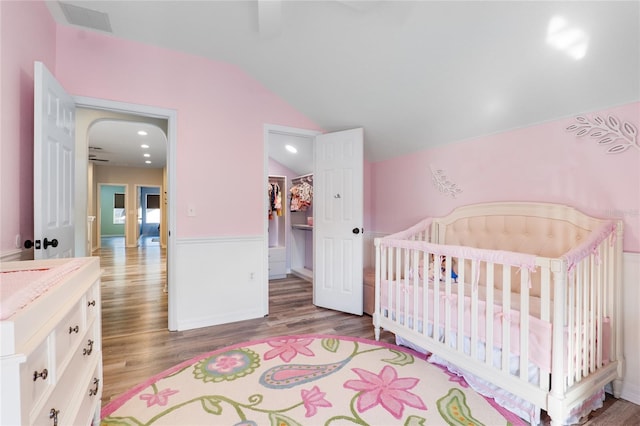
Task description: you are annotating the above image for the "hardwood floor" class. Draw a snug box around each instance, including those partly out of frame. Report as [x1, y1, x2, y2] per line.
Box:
[97, 237, 639, 425]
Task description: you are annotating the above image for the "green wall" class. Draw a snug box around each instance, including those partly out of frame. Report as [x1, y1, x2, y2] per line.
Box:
[100, 185, 126, 236]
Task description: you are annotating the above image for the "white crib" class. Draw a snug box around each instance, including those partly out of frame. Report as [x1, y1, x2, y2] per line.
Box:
[373, 202, 624, 425]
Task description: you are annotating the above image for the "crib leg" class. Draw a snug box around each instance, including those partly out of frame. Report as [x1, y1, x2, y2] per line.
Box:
[372, 313, 380, 341]
[612, 378, 623, 398]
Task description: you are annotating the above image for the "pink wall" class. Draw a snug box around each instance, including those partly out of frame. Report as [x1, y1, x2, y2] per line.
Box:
[372, 102, 640, 252]
[53, 26, 321, 238]
[0, 1, 56, 252]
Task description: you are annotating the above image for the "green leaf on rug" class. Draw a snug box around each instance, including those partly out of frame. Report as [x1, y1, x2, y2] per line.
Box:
[382, 349, 414, 366]
[321, 337, 340, 353]
[437, 388, 485, 426]
[404, 415, 427, 426]
[100, 416, 143, 426]
[268, 412, 303, 426]
[201, 396, 223, 415]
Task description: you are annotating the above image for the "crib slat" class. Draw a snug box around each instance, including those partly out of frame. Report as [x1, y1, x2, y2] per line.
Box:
[457, 265, 465, 353]
[422, 252, 430, 339]
[567, 270, 575, 388]
[501, 266, 511, 374]
[485, 263, 494, 368]
[470, 259, 478, 360]
[519, 269, 529, 381]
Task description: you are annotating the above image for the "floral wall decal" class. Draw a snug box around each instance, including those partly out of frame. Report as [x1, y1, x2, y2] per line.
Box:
[430, 165, 462, 198]
[566, 114, 639, 154]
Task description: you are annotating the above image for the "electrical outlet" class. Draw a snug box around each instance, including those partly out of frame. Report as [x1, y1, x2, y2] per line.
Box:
[187, 204, 196, 217]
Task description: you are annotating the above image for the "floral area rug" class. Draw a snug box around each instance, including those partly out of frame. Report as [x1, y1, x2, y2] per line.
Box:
[101, 334, 525, 425]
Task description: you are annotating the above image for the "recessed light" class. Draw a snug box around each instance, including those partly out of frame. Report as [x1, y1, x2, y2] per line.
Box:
[285, 145, 297, 153]
[143, 153, 151, 157]
[145, 160, 152, 164]
[138, 130, 148, 136]
[141, 144, 150, 149]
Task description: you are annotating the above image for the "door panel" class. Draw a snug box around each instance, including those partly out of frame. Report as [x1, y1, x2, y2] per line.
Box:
[34, 62, 76, 258]
[313, 128, 364, 315]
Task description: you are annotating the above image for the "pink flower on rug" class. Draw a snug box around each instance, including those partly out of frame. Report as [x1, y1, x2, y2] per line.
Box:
[344, 365, 427, 419]
[139, 387, 179, 408]
[264, 337, 315, 362]
[301, 386, 332, 417]
[209, 353, 246, 373]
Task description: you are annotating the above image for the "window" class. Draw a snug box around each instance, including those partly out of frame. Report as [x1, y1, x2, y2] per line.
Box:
[146, 194, 160, 224]
[113, 193, 125, 224]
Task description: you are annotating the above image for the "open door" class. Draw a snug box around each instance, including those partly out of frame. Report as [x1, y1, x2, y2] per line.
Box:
[31, 62, 76, 258]
[313, 128, 364, 315]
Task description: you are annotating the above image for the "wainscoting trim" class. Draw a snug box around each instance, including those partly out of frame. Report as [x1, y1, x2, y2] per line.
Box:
[173, 235, 267, 331]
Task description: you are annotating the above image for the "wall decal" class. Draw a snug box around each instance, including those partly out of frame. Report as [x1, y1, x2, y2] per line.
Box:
[566, 114, 639, 154]
[430, 165, 462, 198]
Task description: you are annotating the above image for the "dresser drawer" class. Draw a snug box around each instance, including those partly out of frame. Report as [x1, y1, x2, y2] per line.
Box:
[22, 337, 52, 415]
[31, 355, 78, 426]
[73, 359, 102, 426]
[54, 299, 84, 372]
[85, 280, 100, 325]
[269, 261, 286, 278]
[268, 247, 286, 262]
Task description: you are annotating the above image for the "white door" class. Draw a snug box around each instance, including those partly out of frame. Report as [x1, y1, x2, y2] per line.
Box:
[313, 128, 364, 315]
[33, 62, 76, 259]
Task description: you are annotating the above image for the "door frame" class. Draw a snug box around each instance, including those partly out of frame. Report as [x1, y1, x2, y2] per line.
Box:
[263, 124, 320, 314]
[75, 96, 178, 330]
[136, 184, 163, 242]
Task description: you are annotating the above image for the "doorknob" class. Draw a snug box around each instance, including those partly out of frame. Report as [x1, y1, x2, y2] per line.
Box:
[43, 238, 58, 249]
[352, 227, 363, 235]
[24, 239, 42, 249]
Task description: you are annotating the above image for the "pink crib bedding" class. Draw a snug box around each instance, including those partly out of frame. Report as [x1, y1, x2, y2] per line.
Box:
[0, 258, 85, 320]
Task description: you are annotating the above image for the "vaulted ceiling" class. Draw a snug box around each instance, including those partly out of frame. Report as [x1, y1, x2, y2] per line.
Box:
[47, 1, 639, 167]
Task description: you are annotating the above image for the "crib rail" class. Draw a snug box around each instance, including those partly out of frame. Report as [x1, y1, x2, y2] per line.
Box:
[373, 217, 623, 422]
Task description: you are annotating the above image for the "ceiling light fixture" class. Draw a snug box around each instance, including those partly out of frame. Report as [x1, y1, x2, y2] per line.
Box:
[285, 144, 297, 153]
[141, 144, 150, 149]
[145, 160, 152, 164]
[144, 153, 151, 157]
[137, 130, 148, 136]
[546, 15, 589, 60]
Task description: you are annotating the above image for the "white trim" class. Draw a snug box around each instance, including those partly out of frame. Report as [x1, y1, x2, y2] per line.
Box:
[73, 96, 178, 330]
[0, 249, 32, 262]
[621, 251, 640, 404]
[173, 235, 266, 331]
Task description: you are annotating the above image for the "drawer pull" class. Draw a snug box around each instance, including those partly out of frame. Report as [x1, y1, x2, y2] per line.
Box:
[69, 325, 79, 334]
[89, 378, 100, 396]
[88, 300, 96, 307]
[33, 368, 48, 381]
[83, 339, 94, 356]
[49, 408, 59, 426]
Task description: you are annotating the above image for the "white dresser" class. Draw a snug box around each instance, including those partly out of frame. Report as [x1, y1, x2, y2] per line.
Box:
[1, 257, 102, 426]
[268, 246, 286, 279]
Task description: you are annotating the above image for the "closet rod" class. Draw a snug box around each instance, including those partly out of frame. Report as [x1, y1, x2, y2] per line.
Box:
[292, 173, 313, 183]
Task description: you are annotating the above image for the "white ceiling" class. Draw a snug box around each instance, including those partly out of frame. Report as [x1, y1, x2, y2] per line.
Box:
[48, 0, 639, 167]
[88, 120, 167, 168]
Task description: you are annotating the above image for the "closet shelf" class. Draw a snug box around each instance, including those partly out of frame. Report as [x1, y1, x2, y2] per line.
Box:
[292, 224, 313, 231]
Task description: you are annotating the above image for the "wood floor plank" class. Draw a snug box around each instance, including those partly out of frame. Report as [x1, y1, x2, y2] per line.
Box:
[97, 236, 639, 425]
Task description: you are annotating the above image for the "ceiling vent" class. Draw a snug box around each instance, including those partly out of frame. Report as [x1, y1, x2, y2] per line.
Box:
[59, 2, 112, 33]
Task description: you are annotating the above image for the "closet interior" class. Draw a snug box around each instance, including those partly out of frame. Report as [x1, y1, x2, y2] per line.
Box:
[267, 176, 286, 279]
[289, 173, 313, 281]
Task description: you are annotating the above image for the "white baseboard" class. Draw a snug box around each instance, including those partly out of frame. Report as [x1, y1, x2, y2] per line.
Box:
[0, 249, 33, 262]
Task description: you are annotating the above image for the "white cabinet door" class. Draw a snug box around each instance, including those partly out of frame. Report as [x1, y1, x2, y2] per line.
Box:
[33, 62, 76, 258]
[313, 128, 364, 315]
